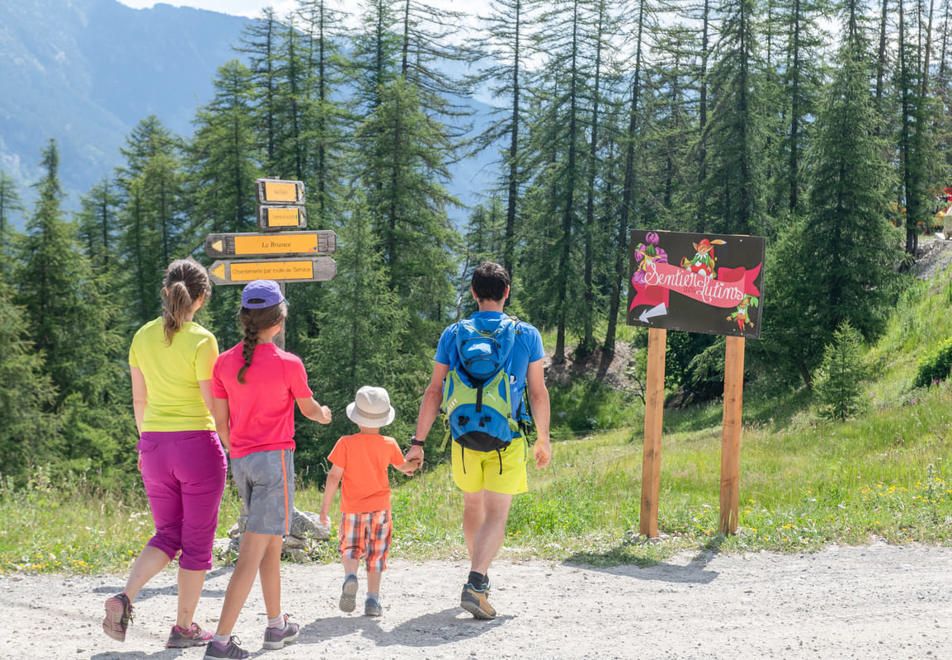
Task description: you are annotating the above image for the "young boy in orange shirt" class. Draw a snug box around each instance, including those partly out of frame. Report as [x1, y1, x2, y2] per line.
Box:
[319, 386, 420, 616]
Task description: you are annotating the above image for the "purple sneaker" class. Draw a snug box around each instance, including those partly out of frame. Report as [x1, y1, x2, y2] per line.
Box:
[204, 635, 249, 659]
[263, 614, 300, 650]
[167, 622, 214, 648]
[103, 593, 134, 641]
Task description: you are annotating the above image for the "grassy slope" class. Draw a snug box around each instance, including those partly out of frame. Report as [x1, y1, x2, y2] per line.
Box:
[2, 272, 951, 574]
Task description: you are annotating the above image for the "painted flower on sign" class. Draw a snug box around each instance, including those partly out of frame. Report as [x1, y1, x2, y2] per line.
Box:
[632, 232, 668, 286]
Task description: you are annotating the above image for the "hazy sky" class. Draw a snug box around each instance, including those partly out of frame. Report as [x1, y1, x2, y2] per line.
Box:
[116, 0, 490, 22]
[117, 1, 301, 18]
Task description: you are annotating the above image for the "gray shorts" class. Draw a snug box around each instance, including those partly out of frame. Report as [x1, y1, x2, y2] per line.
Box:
[230, 449, 295, 536]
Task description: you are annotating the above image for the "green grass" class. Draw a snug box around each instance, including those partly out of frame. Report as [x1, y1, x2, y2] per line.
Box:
[2, 271, 952, 574]
[3, 391, 948, 574]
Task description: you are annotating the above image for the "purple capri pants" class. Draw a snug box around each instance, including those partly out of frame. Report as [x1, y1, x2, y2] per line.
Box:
[138, 430, 227, 570]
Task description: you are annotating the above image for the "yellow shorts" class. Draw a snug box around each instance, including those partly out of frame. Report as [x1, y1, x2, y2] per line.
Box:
[452, 434, 528, 494]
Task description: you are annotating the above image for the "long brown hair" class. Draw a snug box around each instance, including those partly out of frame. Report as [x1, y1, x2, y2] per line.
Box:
[161, 257, 211, 345]
[236, 302, 288, 384]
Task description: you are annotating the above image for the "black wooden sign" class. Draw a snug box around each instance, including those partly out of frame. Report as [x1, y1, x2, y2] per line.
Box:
[627, 230, 765, 338]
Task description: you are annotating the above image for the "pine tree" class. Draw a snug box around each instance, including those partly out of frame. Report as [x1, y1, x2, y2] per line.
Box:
[398, 0, 479, 123]
[352, 0, 403, 114]
[647, 24, 700, 231]
[576, 0, 621, 359]
[765, 0, 899, 385]
[775, 0, 828, 216]
[601, 0, 657, 368]
[896, 0, 936, 254]
[115, 117, 189, 325]
[813, 320, 866, 420]
[296, 0, 351, 227]
[14, 140, 129, 477]
[355, 76, 458, 345]
[0, 280, 59, 484]
[702, 0, 767, 235]
[457, 196, 507, 318]
[75, 178, 119, 271]
[520, 0, 595, 364]
[189, 60, 261, 236]
[236, 7, 283, 171]
[271, 13, 311, 182]
[297, 190, 415, 473]
[0, 170, 25, 277]
[187, 59, 262, 348]
[472, 0, 535, 275]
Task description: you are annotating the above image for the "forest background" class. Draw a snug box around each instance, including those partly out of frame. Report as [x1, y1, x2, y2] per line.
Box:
[0, 0, 949, 489]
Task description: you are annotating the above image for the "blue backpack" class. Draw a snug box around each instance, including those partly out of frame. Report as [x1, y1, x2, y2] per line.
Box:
[442, 316, 520, 467]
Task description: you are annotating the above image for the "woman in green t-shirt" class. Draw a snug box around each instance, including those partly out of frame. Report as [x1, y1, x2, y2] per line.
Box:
[102, 257, 227, 650]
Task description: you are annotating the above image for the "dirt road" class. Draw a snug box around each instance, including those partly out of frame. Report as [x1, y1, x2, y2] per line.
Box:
[2, 542, 950, 659]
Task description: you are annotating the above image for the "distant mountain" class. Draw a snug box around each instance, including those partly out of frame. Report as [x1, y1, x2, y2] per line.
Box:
[0, 0, 497, 229]
[0, 0, 252, 218]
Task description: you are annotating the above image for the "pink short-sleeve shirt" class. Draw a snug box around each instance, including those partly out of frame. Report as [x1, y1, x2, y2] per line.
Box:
[212, 342, 313, 458]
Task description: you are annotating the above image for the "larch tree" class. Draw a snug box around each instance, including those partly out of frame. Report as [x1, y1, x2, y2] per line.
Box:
[472, 0, 536, 276]
[14, 140, 129, 475]
[114, 116, 189, 325]
[187, 59, 262, 348]
[765, 0, 899, 386]
[0, 170, 24, 277]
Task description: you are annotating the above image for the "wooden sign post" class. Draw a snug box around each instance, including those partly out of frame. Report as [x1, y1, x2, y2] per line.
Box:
[205, 178, 337, 349]
[628, 230, 765, 537]
[719, 335, 745, 534]
[640, 327, 666, 538]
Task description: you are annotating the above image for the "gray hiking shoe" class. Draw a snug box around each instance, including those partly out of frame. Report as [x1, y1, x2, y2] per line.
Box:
[263, 614, 299, 649]
[364, 597, 382, 617]
[204, 635, 249, 659]
[461, 582, 496, 620]
[103, 593, 134, 641]
[166, 622, 213, 648]
[339, 574, 358, 612]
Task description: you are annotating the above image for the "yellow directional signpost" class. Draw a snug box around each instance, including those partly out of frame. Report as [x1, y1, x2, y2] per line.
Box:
[205, 178, 337, 348]
[205, 230, 336, 259]
[207, 257, 337, 285]
[256, 178, 307, 230]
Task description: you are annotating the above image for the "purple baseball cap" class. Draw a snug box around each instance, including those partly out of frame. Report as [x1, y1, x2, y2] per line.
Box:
[241, 280, 286, 309]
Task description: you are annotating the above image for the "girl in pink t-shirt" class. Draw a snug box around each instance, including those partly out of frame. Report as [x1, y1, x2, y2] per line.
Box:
[206, 280, 331, 659]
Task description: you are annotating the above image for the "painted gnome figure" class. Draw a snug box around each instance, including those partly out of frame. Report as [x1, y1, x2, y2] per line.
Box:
[728, 294, 759, 331]
[681, 238, 725, 278]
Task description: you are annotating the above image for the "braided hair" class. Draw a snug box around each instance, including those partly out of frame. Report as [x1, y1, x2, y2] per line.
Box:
[161, 257, 211, 345]
[236, 302, 288, 384]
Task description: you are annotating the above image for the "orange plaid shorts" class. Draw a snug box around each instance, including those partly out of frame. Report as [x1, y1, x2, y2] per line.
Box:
[338, 510, 392, 572]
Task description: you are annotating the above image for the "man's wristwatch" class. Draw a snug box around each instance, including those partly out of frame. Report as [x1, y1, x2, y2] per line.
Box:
[410, 435, 425, 447]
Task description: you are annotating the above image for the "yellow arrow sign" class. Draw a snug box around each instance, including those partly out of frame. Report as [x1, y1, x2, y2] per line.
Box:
[207, 257, 336, 285]
[258, 205, 306, 229]
[255, 178, 305, 204]
[205, 231, 336, 258]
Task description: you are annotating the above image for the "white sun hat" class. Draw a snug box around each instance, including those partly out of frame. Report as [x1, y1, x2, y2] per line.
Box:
[346, 386, 396, 428]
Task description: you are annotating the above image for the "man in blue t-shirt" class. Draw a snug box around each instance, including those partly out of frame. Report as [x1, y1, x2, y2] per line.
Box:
[407, 261, 551, 620]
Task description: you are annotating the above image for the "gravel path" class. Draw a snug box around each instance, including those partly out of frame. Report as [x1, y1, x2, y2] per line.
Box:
[2, 541, 951, 659]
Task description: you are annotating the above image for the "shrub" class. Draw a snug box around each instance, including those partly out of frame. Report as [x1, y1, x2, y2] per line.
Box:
[813, 321, 866, 420]
[913, 337, 952, 388]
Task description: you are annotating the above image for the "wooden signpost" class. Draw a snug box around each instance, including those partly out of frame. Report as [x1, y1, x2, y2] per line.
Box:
[627, 230, 765, 537]
[205, 178, 337, 348]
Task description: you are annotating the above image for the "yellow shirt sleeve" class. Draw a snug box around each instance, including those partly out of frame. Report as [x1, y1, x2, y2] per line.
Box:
[195, 334, 219, 381]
